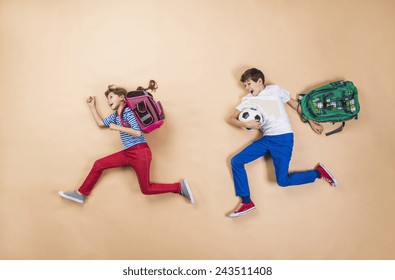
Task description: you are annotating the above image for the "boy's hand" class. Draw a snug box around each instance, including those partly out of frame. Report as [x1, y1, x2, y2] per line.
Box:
[245, 120, 262, 130]
[308, 120, 323, 134]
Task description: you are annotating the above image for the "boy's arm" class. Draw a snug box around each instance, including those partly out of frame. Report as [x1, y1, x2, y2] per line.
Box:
[227, 109, 261, 130]
[86, 96, 106, 128]
[109, 124, 142, 137]
[287, 98, 301, 114]
[287, 98, 323, 134]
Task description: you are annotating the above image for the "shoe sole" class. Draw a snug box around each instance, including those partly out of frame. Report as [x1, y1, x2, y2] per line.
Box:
[229, 206, 256, 218]
[58, 191, 84, 204]
[319, 164, 337, 187]
[182, 180, 195, 204]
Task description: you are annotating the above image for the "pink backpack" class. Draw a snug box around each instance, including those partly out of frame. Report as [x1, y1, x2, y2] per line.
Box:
[119, 80, 165, 133]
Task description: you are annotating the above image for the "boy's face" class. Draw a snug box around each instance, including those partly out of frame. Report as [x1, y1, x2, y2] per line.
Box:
[243, 78, 264, 96]
[107, 92, 125, 110]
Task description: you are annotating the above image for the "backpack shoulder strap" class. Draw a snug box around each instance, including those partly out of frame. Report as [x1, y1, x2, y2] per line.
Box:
[297, 94, 308, 123]
[116, 105, 131, 128]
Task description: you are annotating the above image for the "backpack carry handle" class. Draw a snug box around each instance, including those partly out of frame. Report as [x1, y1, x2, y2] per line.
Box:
[325, 122, 345, 136]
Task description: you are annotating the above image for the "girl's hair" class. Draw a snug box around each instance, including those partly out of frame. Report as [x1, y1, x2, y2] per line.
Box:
[105, 85, 127, 98]
[105, 80, 158, 97]
[240, 68, 265, 84]
[136, 80, 158, 92]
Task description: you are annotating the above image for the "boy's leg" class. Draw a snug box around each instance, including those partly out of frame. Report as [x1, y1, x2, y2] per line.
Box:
[228, 138, 269, 218]
[270, 133, 318, 187]
[78, 150, 129, 196]
[230, 138, 269, 197]
[127, 145, 181, 195]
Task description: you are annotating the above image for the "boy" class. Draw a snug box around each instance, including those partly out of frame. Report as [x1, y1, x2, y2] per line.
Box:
[59, 85, 194, 204]
[227, 68, 336, 218]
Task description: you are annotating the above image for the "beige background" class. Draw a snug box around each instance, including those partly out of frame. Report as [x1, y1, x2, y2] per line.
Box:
[1, 0, 394, 260]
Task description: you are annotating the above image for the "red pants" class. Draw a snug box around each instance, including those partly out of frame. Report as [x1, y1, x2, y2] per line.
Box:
[78, 143, 181, 196]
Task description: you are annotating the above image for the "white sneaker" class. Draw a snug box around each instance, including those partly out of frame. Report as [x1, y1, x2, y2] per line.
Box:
[180, 180, 195, 204]
[59, 191, 85, 204]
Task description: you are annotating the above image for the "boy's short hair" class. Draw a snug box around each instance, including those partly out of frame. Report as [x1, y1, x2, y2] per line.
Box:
[240, 68, 265, 84]
[105, 85, 127, 98]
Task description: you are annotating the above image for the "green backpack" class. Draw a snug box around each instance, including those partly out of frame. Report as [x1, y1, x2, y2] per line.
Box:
[298, 80, 360, 136]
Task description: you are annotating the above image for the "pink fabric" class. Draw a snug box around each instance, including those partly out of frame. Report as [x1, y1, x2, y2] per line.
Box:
[142, 120, 164, 133]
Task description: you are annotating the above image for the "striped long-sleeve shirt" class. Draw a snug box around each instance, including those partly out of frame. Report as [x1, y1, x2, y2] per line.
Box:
[102, 107, 146, 149]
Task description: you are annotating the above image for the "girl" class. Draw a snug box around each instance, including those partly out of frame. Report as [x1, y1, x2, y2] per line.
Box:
[59, 82, 194, 204]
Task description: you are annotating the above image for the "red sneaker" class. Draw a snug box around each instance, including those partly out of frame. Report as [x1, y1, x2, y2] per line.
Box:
[316, 163, 337, 186]
[229, 202, 256, 218]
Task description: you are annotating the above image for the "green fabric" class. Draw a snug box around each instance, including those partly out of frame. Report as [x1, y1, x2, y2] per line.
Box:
[299, 81, 360, 123]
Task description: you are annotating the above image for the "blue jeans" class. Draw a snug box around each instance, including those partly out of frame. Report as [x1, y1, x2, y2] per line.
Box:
[230, 133, 319, 196]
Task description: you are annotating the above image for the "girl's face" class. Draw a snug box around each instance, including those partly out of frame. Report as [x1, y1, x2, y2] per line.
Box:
[107, 92, 125, 110]
[243, 78, 264, 96]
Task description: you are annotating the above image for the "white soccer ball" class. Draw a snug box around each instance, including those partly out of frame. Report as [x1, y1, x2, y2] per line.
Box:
[238, 107, 263, 131]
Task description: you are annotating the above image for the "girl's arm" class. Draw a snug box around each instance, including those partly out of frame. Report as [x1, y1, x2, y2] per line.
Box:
[227, 109, 261, 130]
[287, 98, 323, 134]
[86, 96, 105, 128]
[109, 123, 142, 137]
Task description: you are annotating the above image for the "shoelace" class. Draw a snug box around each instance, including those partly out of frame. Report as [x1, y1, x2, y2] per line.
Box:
[321, 176, 331, 183]
[320, 172, 334, 183]
[235, 203, 248, 213]
[320, 175, 335, 186]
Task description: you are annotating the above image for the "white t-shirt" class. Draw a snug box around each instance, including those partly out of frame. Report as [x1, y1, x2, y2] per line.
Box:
[236, 85, 293, 136]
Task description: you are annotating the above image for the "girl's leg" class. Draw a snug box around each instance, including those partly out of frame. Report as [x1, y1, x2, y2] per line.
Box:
[270, 133, 319, 187]
[78, 150, 129, 196]
[127, 145, 181, 195]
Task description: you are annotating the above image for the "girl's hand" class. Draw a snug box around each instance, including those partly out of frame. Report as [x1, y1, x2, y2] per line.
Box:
[245, 120, 262, 130]
[109, 123, 141, 136]
[86, 96, 95, 107]
[109, 123, 119, 131]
